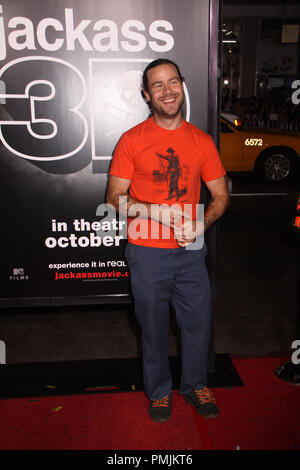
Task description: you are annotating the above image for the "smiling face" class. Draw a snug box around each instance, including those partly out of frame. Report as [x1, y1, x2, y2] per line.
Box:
[143, 63, 185, 124]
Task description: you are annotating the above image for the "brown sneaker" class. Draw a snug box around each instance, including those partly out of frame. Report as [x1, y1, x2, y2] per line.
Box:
[184, 387, 219, 418]
[149, 394, 172, 423]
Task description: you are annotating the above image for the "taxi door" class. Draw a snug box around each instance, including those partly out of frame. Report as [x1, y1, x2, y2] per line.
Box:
[220, 120, 244, 171]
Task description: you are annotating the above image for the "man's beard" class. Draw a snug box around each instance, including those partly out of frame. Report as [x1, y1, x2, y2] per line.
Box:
[150, 94, 185, 119]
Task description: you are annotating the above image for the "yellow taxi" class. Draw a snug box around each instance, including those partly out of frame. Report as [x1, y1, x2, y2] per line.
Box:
[220, 113, 300, 183]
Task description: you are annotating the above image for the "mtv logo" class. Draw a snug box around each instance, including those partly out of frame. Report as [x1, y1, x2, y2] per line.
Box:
[13, 268, 24, 276]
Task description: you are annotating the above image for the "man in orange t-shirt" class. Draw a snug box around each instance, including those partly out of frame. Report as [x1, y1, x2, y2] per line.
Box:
[107, 58, 229, 423]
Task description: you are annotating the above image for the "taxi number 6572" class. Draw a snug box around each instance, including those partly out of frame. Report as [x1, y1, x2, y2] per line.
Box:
[244, 138, 263, 146]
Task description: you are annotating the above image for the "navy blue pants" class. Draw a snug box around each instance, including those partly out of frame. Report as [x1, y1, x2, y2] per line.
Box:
[125, 242, 211, 400]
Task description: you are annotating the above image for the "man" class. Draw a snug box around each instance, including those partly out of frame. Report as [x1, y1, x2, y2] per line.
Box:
[156, 147, 185, 201]
[106, 58, 229, 423]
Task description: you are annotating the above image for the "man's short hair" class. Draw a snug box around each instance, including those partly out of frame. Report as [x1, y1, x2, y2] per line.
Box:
[142, 58, 184, 93]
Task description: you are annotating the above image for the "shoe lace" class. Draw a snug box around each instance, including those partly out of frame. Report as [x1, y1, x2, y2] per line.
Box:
[194, 387, 216, 404]
[151, 395, 171, 408]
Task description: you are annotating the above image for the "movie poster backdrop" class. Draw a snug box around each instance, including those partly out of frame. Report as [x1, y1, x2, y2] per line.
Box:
[0, 0, 217, 306]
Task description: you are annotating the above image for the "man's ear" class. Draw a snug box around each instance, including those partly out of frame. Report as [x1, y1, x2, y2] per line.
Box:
[141, 89, 151, 103]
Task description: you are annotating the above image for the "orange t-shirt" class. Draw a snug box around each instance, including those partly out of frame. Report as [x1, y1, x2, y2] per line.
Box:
[109, 117, 226, 248]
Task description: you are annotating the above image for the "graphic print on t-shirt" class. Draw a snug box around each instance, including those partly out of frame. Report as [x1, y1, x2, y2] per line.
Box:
[152, 147, 188, 201]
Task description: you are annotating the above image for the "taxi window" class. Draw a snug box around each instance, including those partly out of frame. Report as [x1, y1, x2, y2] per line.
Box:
[220, 120, 234, 133]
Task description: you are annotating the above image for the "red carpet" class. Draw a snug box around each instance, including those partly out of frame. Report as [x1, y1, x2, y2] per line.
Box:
[205, 357, 300, 450]
[0, 356, 299, 451]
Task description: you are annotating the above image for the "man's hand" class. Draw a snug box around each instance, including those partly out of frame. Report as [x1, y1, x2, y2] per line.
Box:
[151, 204, 191, 229]
[174, 219, 204, 247]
